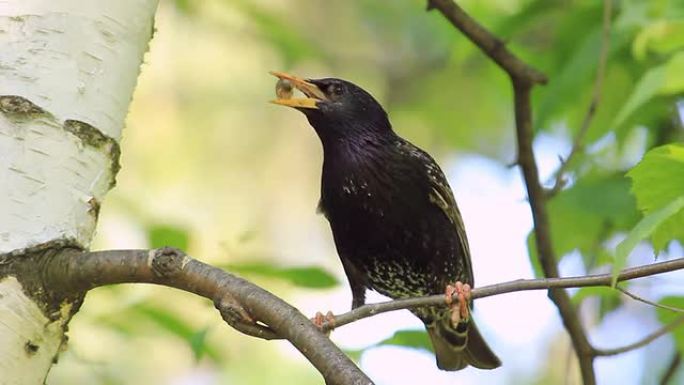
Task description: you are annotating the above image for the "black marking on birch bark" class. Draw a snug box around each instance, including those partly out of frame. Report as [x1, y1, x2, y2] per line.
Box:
[87, 197, 101, 221]
[0, 241, 85, 322]
[25, 341, 39, 356]
[64, 119, 121, 188]
[0, 238, 83, 264]
[0, 95, 48, 117]
[0, 243, 84, 366]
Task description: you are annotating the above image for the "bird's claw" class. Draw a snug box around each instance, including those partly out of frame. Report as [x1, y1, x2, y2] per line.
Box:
[311, 311, 336, 335]
[445, 281, 471, 325]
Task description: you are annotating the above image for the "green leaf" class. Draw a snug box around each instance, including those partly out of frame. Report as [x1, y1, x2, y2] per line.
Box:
[572, 287, 619, 305]
[656, 296, 684, 352]
[189, 328, 210, 362]
[633, 20, 684, 59]
[172, 0, 195, 14]
[133, 304, 221, 362]
[225, 262, 338, 288]
[375, 329, 433, 353]
[612, 51, 684, 129]
[628, 144, 684, 250]
[536, 28, 602, 130]
[527, 174, 639, 274]
[612, 196, 684, 286]
[343, 348, 363, 363]
[572, 286, 622, 320]
[148, 224, 189, 250]
[526, 232, 544, 278]
[339, 330, 434, 358]
[230, 0, 325, 66]
[135, 304, 194, 336]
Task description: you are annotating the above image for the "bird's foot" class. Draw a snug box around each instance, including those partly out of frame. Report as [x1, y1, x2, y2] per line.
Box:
[445, 281, 471, 325]
[311, 311, 336, 335]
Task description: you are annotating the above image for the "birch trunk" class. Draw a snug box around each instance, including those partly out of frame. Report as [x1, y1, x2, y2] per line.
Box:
[0, 1, 158, 383]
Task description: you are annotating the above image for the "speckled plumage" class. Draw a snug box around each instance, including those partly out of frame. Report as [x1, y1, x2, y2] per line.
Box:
[318, 137, 470, 302]
[287, 76, 500, 371]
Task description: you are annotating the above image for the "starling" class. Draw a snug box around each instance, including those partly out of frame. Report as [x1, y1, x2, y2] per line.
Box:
[271, 72, 501, 371]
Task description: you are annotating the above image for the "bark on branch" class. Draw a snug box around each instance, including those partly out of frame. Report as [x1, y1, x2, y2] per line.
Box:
[325, 257, 684, 332]
[42, 247, 373, 385]
[37, 246, 684, 379]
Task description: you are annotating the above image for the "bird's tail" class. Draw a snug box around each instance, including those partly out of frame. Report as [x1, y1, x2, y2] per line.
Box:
[426, 316, 501, 371]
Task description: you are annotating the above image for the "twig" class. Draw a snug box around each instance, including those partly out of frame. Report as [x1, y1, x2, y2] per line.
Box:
[548, 0, 613, 196]
[660, 352, 682, 385]
[324, 257, 684, 331]
[617, 287, 684, 313]
[42, 247, 373, 385]
[593, 314, 684, 356]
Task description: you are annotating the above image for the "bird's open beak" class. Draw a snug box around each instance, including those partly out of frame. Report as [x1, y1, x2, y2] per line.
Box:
[270, 71, 328, 109]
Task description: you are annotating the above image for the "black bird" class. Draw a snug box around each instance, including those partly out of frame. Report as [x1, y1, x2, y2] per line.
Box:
[271, 72, 500, 371]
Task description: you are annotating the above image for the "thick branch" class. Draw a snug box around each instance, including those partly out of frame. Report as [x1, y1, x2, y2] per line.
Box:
[42, 247, 373, 385]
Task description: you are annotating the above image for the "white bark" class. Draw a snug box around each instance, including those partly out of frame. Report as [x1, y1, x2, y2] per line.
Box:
[0, 1, 158, 383]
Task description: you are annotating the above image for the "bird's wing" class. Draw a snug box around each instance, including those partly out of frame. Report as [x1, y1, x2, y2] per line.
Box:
[399, 141, 475, 284]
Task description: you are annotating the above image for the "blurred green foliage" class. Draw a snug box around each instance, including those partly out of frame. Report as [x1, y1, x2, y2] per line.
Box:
[657, 297, 684, 352]
[148, 223, 190, 250]
[48, 0, 684, 384]
[346, 329, 435, 361]
[224, 262, 338, 288]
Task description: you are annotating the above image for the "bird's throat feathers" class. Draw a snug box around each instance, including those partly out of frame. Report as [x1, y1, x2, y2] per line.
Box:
[308, 115, 394, 155]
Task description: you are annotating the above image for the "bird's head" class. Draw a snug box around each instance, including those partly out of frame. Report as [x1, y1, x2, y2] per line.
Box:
[270, 72, 392, 146]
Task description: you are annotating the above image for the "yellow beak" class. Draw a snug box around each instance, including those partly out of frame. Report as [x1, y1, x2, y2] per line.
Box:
[270, 71, 328, 109]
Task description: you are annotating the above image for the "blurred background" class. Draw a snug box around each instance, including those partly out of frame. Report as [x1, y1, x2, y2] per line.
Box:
[47, 0, 684, 384]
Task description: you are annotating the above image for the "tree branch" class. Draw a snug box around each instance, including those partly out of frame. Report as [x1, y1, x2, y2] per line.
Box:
[426, 1, 606, 383]
[660, 352, 682, 385]
[511, 34, 599, 385]
[34, 247, 684, 382]
[548, 0, 613, 196]
[42, 247, 373, 385]
[325, 257, 684, 331]
[617, 287, 684, 313]
[593, 314, 684, 356]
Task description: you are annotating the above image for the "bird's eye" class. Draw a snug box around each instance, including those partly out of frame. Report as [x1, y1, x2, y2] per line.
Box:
[328, 84, 344, 96]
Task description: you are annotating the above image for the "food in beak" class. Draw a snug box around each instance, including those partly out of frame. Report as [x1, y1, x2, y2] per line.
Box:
[275, 78, 294, 99]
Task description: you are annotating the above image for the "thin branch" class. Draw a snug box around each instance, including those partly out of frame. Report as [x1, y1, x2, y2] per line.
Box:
[426, 1, 600, 383]
[593, 314, 684, 356]
[617, 287, 684, 313]
[660, 352, 682, 385]
[548, 0, 613, 196]
[42, 247, 373, 385]
[324, 258, 684, 331]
